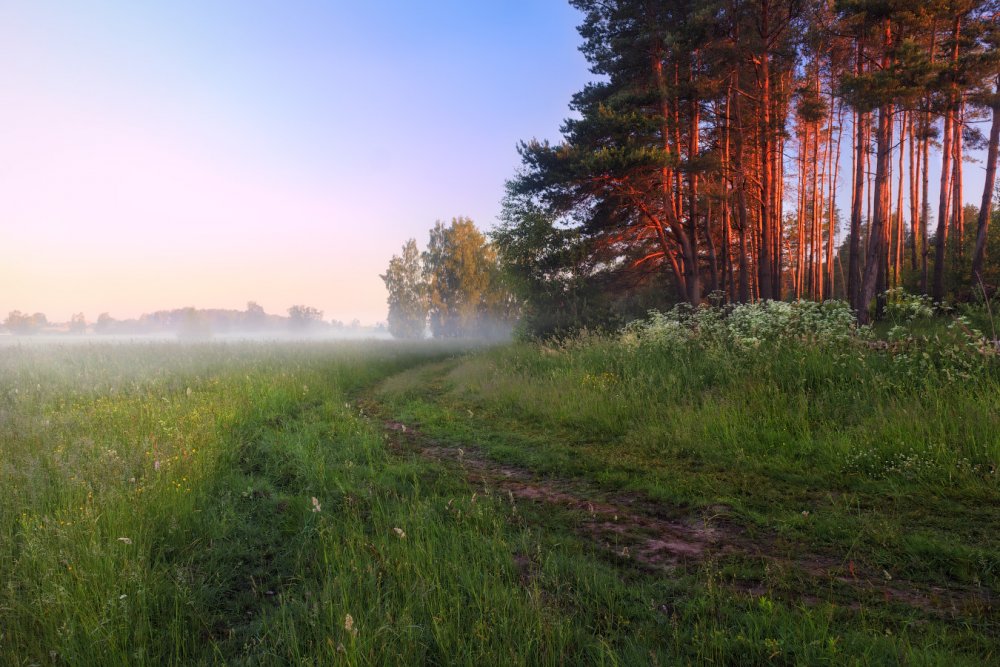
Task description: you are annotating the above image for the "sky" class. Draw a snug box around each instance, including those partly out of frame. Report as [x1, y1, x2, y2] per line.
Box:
[1, 2, 992, 325]
[0, 1, 591, 324]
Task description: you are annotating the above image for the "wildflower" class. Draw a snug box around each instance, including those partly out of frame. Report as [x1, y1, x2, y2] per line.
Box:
[153, 460, 161, 471]
[117, 537, 132, 545]
[311, 497, 321, 512]
[344, 613, 357, 637]
[393, 527, 406, 539]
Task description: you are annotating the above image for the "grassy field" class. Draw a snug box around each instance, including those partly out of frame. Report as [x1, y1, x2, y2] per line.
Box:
[1, 307, 997, 665]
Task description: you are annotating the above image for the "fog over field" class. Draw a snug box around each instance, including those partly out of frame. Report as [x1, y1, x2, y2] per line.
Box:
[3, 0, 999, 664]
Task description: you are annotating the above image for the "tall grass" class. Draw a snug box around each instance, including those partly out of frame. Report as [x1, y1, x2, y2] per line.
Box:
[3, 321, 997, 664]
[378, 302, 1000, 598]
[0, 341, 673, 664]
[431, 302, 999, 488]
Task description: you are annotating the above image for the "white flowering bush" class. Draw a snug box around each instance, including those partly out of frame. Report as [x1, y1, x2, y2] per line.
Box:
[883, 288, 935, 324]
[620, 310, 692, 348]
[886, 314, 995, 382]
[620, 297, 997, 387]
[621, 299, 860, 352]
[726, 299, 859, 348]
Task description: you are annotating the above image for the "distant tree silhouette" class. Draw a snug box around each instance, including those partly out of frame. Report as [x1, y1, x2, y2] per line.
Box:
[69, 313, 87, 334]
[287, 305, 323, 330]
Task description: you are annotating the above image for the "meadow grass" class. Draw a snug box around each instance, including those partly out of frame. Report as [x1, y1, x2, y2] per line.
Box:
[374, 306, 999, 664]
[1, 319, 997, 665]
[0, 340, 706, 665]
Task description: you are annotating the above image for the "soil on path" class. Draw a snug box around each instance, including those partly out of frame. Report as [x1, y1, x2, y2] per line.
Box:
[362, 400, 995, 621]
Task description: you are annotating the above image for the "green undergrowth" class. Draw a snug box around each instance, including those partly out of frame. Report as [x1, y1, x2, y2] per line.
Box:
[373, 305, 999, 662]
[1, 328, 997, 664]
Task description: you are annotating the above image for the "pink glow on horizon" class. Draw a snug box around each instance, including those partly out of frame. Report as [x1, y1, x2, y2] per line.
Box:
[0, 2, 592, 325]
[1, 83, 387, 323]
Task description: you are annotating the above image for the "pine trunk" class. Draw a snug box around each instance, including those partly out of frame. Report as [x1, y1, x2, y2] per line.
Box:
[972, 81, 1000, 284]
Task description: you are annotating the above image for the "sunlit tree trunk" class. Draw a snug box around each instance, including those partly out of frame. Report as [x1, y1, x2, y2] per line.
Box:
[689, 59, 706, 301]
[908, 110, 920, 272]
[811, 73, 823, 299]
[756, 0, 775, 301]
[828, 99, 844, 298]
[858, 19, 894, 324]
[972, 79, 1000, 284]
[921, 23, 938, 295]
[934, 16, 961, 303]
[894, 111, 906, 287]
[848, 35, 866, 311]
[795, 120, 807, 298]
[722, 90, 737, 302]
[952, 101, 965, 259]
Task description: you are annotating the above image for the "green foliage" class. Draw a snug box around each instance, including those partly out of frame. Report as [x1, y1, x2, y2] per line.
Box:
[883, 287, 935, 323]
[384, 220, 517, 340]
[1, 339, 759, 665]
[381, 239, 428, 339]
[621, 296, 998, 387]
[905, 206, 1000, 302]
[622, 299, 862, 352]
[4, 334, 998, 663]
[374, 313, 999, 664]
[495, 196, 606, 337]
[422, 217, 516, 339]
[495, 193, 679, 338]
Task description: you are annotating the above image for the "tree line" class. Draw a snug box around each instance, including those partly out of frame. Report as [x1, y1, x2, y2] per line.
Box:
[381, 217, 517, 339]
[494, 0, 1000, 333]
[1, 303, 363, 337]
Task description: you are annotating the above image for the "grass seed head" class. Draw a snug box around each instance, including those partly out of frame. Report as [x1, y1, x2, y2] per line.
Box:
[344, 613, 357, 637]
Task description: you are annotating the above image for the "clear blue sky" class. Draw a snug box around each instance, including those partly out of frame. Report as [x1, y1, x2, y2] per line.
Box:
[0, 1, 591, 323]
